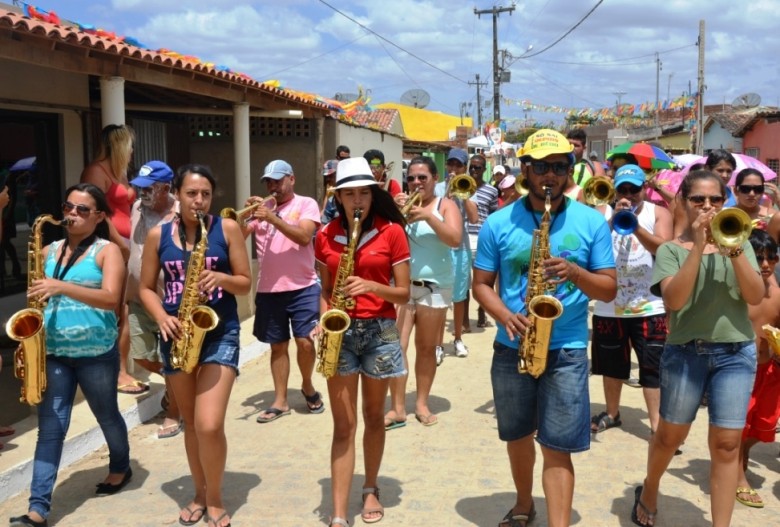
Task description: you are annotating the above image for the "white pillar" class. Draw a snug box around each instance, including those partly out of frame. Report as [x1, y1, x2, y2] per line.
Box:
[99, 76, 126, 127]
[233, 102, 251, 202]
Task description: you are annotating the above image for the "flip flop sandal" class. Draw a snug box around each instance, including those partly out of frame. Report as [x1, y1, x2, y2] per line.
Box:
[736, 486, 764, 508]
[301, 389, 326, 414]
[591, 411, 622, 433]
[256, 407, 291, 423]
[499, 503, 536, 526]
[117, 380, 150, 395]
[415, 413, 438, 427]
[384, 418, 407, 431]
[179, 505, 206, 526]
[630, 485, 657, 527]
[158, 420, 183, 439]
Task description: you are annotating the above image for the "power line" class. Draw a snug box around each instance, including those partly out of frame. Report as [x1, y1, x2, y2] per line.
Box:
[316, 0, 468, 84]
[511, 0, 604, 62]
[529, 44, 696, 66]
[262, 33, 370, 77]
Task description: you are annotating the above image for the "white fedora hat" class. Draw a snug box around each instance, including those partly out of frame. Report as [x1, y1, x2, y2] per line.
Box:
[334, 157, 379, 190]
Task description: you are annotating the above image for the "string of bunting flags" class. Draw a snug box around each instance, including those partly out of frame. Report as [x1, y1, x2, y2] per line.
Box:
[504, 93, 697, 122]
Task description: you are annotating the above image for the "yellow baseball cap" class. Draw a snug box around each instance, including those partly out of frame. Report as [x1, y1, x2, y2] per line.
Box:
[519, 129, 574, 161]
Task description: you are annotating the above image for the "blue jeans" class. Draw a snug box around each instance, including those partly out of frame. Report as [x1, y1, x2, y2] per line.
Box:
[491, 341, 590, 452]
[660, 340, 756, 429]
[29, 347, 130, 519]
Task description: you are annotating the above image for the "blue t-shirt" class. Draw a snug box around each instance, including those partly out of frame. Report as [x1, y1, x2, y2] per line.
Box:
[474, 197, 615, 349]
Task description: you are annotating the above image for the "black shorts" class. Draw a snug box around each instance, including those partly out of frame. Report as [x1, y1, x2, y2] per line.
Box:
[590, 314, 667, 388]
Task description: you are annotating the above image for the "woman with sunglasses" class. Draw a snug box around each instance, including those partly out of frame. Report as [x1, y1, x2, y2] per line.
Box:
[631, 170, 763, 527]
[314, 157, 410, 526]
[10, 184, 130, 527]
[139, 164, 251, 527]
[387, 156, 462, 428]
[733, 168, 776, 231]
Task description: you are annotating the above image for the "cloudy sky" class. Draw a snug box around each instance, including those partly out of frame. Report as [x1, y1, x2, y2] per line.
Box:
[28, 0, 780, 126]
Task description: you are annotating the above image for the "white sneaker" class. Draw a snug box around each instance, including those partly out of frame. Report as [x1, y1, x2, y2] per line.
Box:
[454, 339, 469, 358]
[435, 345, 444, 366]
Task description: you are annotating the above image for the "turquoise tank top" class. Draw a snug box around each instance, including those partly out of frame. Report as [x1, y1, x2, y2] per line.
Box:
[43, 239, 118, 358]
[407, 198, 454, 287]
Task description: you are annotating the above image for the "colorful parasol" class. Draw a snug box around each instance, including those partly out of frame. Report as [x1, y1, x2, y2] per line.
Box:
[606, 142, 676, 170]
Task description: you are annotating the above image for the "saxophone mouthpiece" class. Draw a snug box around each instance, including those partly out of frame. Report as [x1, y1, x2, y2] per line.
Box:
[61, 218, 73, 226]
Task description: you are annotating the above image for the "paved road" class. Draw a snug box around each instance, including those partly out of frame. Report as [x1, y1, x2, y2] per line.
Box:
[1, 308, 778, 526]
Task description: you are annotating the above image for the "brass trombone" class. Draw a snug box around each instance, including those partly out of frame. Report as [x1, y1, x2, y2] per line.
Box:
[583, 176, 615, 207]
[220, 194, 277, 225]
[448, 174, 477, 200]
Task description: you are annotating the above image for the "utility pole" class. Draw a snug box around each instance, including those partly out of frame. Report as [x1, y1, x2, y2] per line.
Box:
[475, 3, 515, 127]
[613, 91, 626, 121]
[695, 20, 706, 155]
[655, 52, 662, 137]
[469, 74, 488, 133]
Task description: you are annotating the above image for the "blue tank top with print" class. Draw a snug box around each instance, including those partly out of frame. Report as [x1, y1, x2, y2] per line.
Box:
[43, 239, 118, 358]
[159, 215, 239, 335]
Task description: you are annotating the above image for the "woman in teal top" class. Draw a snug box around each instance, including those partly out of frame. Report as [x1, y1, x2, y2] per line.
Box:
[387, 156, 462, 428]
[11, 183, 129, 527]
[632, 170, 764, 527]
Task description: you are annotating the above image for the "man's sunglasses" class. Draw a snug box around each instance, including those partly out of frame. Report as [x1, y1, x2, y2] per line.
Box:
[616, 184, 643, 195]
[530, 161, 569, 177]
[62, 201, 98, 217]
[468, 165, 486, 171]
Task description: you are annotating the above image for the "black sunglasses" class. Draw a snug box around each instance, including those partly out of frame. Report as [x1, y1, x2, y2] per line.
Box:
[756, 253, 780, 263]
[406, 175, 429, 182]
[530, 161, 569, 177]
[469, 165, 486, 171]
[616, 184, 643, 195]
[687, 195, 725, 205]
[737, 184, 764, 195]
[62, 201, 98, 217]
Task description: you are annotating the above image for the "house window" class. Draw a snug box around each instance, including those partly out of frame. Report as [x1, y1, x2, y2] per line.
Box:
[767, 159, 779, 174]
[745, 147, 760, 158]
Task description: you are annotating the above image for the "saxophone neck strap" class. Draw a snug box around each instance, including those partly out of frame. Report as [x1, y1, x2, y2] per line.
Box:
[523, 196, 568, 230]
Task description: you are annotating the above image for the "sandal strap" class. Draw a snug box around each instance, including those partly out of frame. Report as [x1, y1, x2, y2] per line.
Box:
[362, 487, 379, 498]
[330, 517, 349, 526]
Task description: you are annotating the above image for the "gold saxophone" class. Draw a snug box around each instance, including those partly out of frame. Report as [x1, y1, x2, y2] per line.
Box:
[519, 187, 563, 377]
[316, 208, 362, 378]
[6, 214, 72, 405]
[170, 212, 219, 373]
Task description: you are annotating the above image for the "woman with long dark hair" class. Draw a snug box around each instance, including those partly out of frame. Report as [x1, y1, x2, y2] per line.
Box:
[632, 170, 763, 527]
[139, 164, 251, 527]
[314, 157, 410, 526]
[10, 183, 130, 527]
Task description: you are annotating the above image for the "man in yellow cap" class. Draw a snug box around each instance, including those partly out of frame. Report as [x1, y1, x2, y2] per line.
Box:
[473, 129, 617, 527]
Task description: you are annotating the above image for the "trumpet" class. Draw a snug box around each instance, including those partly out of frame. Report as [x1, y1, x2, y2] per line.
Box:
[399, 190, 422, 219]
[449, 174, 477, 200]
[220, 194, 277, 225]
[612, 207, 638, 235]
[583, 176, 615, 207]
[514, 174, 530, 196]
[709, 207, 752, 248]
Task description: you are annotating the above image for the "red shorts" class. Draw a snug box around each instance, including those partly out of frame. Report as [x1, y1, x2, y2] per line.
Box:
[742, 360, 780, 442]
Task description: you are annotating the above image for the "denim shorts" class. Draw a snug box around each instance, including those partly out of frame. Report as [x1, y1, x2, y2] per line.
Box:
[161, 328, 240, 375]
[407, 283, 452, 309]
[451, 248, 472, 303]
[336, 318, 406, 379]
[254, 283, 321, 343]
[491, 341, 590, 452]
[660, 340, 756, 429]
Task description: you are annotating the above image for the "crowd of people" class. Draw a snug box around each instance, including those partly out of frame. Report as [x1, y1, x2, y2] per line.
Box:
[4, 124, 779, 527]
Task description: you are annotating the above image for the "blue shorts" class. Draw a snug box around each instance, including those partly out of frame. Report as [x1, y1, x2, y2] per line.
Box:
[660, 340, 756, 429]
[253, 283, 321, 343]
[451, 248, 472, 303]
[336, 318, 406, 379]
[161, 328, 240, 375]
[491, 341, 590, 452]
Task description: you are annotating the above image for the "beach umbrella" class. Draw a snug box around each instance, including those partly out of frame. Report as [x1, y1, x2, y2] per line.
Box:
[606, 142, 676, 170]
[677, 153, 776, 185]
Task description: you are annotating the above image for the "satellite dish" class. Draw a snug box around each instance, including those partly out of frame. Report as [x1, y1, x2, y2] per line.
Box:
[400, 89, 431, 109]
[334, 92, 359, 103]
[732, 92, 761, 109]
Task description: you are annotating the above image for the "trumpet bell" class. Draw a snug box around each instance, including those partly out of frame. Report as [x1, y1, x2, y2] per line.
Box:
[449, 174, 477, 200]
[710, 207, 752, 248]
[612, 209, 638, 235]
[514, 174, 530, 196]
[583, 176, 615, 207]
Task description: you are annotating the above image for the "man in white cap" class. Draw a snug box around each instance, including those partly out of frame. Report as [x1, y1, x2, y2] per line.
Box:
[473, 129, 616, 527]
[243, 160, 325, 423]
